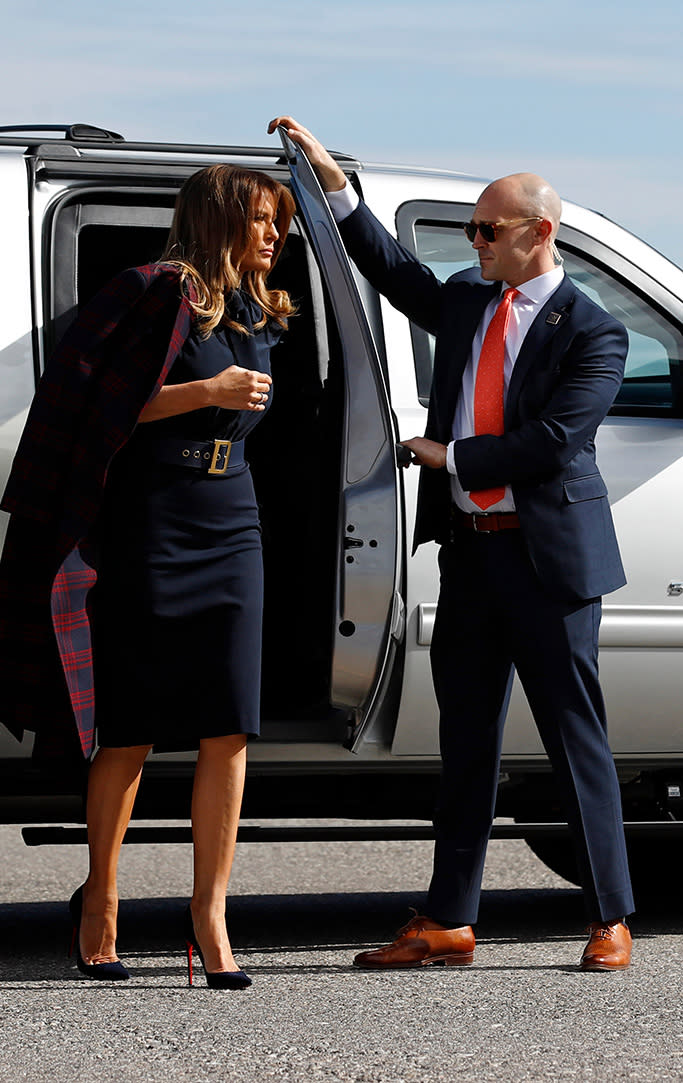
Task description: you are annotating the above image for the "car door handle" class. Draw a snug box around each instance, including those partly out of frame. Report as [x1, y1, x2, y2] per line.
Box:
[396, 443, 414, 467]
[667, 581, 683, 596]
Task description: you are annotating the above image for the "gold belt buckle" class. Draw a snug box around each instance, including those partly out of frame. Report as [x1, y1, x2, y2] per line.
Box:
[208, 439, 232, 475]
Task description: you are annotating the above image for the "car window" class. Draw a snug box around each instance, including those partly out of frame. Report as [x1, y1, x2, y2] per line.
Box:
[404, 213, 683, 416]
[560, 249, 681, 413]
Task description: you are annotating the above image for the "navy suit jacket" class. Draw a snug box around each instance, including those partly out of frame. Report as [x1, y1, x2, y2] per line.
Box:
[339, 201, 628, 601]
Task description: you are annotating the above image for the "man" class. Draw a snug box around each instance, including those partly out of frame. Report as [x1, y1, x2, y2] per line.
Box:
[268, 117, 634, 971]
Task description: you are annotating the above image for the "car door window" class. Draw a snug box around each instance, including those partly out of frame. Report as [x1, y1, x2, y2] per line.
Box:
[559, 249, 682, 413]
[399, 205, 683, 416]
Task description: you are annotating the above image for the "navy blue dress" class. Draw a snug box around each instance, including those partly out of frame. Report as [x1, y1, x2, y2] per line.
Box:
[92, 291, 282, 751]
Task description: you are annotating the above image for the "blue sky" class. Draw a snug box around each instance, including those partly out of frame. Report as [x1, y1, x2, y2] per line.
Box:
[3, 0, 682, 263]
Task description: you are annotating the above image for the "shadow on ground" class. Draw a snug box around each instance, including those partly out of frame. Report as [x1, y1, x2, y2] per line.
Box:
[0, 884, 677, 980]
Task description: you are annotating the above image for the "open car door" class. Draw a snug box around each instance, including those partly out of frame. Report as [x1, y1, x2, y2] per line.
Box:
[278, 127, 403, 750]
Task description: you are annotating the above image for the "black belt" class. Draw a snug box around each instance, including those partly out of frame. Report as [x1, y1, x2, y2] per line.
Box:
[147, 437, 245, 475]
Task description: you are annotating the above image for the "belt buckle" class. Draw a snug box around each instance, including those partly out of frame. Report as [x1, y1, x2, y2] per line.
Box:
[473, 513, 494, 533]
[208, 438, 232, 476]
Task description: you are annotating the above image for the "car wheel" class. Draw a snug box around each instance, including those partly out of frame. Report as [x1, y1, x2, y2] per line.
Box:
[525, 834, 683, 903]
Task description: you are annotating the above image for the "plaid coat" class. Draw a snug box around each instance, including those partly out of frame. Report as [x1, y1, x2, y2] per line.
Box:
[0, 264, 195, 759]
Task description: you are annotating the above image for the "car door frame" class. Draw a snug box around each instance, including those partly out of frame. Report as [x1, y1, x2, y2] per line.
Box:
[278, 129, 405, 750]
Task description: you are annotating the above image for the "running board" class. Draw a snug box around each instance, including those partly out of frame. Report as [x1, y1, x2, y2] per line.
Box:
[21, 821, 683, 846]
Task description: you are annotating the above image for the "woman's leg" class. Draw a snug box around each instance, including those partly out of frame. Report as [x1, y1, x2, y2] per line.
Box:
[190, 734, 247, 973]
[80, 744, 152, 963]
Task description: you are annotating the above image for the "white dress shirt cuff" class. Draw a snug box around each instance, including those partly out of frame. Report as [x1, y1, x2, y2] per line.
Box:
[326, 180, 360, 223]
[446, 441, 457, 476]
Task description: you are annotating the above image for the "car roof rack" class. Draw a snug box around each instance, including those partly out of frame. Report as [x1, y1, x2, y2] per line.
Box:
[0, 124, 125, 142]
[0, 123, 360, 165]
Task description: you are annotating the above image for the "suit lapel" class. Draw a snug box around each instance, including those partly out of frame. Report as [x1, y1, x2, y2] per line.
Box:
[436, 281, 497, 441]
[505, 275, 576, 422]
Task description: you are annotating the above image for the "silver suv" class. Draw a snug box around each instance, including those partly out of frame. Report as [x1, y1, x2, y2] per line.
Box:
[1, 124, 682, 894]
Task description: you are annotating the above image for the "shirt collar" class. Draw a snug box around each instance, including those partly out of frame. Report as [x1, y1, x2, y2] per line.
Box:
[503, 266, 565, 306]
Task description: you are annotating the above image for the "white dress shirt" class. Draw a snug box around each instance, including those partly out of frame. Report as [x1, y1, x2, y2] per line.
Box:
[448, 268, 564, 512]
[326, 180, 360, 221]
[325, 181, 565, 512]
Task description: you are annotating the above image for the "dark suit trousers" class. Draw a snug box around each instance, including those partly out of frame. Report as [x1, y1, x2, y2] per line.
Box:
[426, 527, 634, 926]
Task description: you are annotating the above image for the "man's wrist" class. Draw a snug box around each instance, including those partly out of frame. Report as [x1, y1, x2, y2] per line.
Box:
[326, 180, 360, 223]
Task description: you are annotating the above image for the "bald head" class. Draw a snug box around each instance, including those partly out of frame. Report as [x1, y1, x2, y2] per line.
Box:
[480, 173, 562, 238]
[472, 173, 563, 286]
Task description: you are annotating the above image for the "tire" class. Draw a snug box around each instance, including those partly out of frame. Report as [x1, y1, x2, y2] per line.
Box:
[525, 834, 683, 901]
[525, 837, 580, 886]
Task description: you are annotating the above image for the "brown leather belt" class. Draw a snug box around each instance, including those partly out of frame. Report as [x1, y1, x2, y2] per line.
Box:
[460, 511, 521, 533]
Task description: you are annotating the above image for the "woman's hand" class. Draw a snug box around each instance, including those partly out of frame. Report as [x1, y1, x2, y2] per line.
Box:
[139, 366, 272, 422]
[267, 116, 347, 193]
[207, 365, 272, 412]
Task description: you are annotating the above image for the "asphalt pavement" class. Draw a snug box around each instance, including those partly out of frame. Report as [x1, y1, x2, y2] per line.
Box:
[1, 820, 681, 1083]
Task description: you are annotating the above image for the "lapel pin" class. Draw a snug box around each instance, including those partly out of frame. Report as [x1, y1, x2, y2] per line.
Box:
[546, 312, 563, 325]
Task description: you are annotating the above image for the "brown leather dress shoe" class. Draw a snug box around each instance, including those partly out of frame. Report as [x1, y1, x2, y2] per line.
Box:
[580, 920, 632, 971]
[353, 914, 475, 969]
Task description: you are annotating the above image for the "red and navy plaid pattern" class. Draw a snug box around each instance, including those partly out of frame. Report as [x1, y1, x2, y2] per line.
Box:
[0, 264, 194, 758]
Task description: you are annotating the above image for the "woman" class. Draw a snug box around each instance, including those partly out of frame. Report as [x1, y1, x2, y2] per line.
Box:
[0, 164, 296, 988]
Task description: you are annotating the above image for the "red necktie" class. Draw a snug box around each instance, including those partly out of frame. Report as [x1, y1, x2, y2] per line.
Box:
[469, 287, 519, 510]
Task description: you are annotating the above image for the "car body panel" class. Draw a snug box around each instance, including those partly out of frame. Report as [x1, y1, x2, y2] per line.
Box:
[379, 183, 683, 758]
[0, 129, 682, 829]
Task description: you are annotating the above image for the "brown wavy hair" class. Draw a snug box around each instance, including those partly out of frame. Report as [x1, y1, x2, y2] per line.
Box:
[162, 164, 296, 337]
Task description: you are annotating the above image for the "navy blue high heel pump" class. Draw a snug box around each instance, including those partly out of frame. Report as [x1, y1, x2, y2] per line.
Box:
[68, 886, 130, 981]
[183, 906, 251, 990]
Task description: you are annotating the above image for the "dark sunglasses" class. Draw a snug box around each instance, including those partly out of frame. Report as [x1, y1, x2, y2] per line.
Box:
[464, 216, 542, 243]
